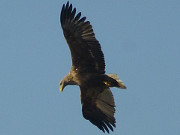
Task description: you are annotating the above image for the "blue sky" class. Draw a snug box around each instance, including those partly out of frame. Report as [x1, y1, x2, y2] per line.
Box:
[0, 0, 180, 135]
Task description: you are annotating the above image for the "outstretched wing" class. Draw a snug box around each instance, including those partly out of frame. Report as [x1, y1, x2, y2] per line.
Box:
[80, 87, 116, 133]
[60, 2, 105, 74]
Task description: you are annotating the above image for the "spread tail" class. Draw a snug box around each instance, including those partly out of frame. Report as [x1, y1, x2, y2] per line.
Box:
[107, 74, 126, 89]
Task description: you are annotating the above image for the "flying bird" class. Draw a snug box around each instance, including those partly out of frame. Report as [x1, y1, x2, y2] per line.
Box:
[59, 2, 126, 133]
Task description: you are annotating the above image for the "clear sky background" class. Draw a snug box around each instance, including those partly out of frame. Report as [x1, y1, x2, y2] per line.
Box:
[0, 0, 180, 135]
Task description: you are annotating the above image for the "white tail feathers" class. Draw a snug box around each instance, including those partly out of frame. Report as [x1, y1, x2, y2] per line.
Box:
[107, 73, 126, 89]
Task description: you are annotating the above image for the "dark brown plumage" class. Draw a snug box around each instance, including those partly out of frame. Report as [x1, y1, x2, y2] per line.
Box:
[59, 2, 126, 133]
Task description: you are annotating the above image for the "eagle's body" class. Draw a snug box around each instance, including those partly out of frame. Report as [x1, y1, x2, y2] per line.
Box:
[59, 2, 126, 133]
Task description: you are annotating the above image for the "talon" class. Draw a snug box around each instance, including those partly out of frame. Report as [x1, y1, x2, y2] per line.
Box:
[104, 81, 110, 87]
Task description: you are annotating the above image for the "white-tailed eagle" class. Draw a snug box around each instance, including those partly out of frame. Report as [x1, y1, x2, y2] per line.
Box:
[59, 2, 126, 133]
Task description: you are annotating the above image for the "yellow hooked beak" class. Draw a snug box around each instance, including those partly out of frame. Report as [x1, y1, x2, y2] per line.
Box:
[59, 83, 64, 92]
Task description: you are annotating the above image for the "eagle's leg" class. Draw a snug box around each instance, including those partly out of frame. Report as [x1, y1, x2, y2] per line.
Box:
[104, 74, 126, 89]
